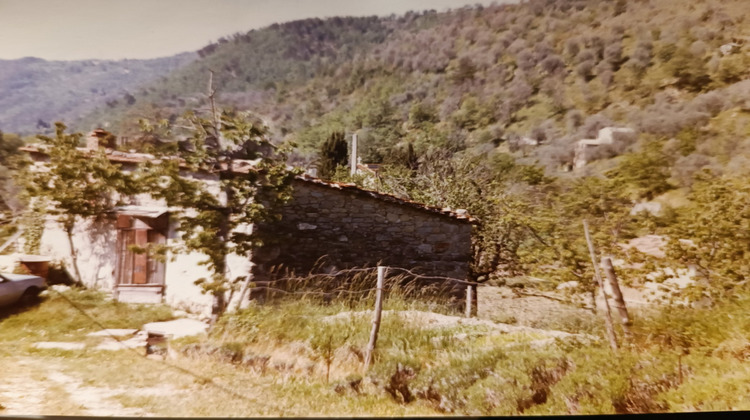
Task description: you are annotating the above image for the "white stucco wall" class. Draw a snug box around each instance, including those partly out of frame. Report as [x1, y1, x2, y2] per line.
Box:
[27, 159, 252, 314]
[162, 249, 252, 315]
[36, 204, 253, 315]
[39, 215, 118, 290]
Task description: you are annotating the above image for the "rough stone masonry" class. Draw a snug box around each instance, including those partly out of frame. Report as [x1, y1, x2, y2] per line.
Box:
[253, 178, 474, 281]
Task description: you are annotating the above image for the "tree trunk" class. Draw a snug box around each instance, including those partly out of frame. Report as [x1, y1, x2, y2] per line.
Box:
[65, 225, 84, 287]
[210, 291, 226, 327]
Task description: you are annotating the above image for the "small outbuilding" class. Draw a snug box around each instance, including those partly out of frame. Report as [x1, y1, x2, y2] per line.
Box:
[20, 139, 475, 314]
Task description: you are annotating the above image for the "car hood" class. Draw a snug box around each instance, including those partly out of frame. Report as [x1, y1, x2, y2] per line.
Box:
[0, 273, 43, 282]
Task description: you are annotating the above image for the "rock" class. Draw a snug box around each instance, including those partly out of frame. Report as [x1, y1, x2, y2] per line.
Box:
[142, 318, 208, 339]
[622, 235, 668, 259]
[297, 223, 317, 230]
[50, 285, 71, 293]
[720, 42, 741, 56]
[94, 331, 148, 351]
[630, 201, 662, 216]
[556, 281, 579, 290]
[33, 342, 86, 350]
[87, 329, 137, 337]
[519, 136, 539, 146]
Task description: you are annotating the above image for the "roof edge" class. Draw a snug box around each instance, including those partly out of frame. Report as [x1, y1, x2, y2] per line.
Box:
[294, 175, 477, 223]
[19, 146, 477, 223]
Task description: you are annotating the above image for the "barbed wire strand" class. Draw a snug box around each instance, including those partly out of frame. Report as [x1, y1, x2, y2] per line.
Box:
[254, 265, 476, 286]
[248, 286, 379, 296]
[35, 265, 474, 403]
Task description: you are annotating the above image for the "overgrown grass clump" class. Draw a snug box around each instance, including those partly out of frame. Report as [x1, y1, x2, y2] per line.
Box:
[185, 291, 750, 415]
[4, 284, 750, 415]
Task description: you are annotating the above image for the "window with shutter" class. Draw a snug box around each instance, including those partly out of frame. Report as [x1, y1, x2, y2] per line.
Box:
[114, 214, 168, 288]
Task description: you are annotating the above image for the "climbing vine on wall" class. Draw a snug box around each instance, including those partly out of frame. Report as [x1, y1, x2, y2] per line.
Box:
[21, 198, 47, 255]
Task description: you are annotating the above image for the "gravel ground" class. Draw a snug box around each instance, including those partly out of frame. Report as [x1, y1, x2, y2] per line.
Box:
[477, 285, 599, 331]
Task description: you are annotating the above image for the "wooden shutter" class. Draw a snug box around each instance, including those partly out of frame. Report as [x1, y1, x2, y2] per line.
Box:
[117, 215, 132, 229]
[146, 230, 166, 285]
[116, 229, 135, 285]
[132, 229, 148, 284]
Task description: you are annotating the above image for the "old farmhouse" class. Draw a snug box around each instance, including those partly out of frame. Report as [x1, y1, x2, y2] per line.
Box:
[19, 136, 474, 314]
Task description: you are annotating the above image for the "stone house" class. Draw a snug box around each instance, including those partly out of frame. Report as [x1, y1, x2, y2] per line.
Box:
[573, 127, 636, 169]
[20, 139, 474, 314]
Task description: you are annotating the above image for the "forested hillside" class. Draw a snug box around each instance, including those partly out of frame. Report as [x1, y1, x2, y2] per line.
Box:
[3, 2, 750, 413]
[69, 0, 750, 289]
[83, 0, 750, 172]
[74, 16, 396, 139]
[0, 53, 195, 135]
[4, 0, 750, 292]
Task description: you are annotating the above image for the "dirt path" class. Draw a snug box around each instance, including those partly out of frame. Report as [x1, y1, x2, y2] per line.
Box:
[0, 358, 47, 415]
[0, 356, 151, 416]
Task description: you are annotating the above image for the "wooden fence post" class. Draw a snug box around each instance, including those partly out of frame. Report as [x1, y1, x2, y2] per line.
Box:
[364, 266, 385, 371]
[235, 273, 254, 311]
[601, 256, 632, 339]
[465, 284, 473, 318]
[583, 220, 619, 351]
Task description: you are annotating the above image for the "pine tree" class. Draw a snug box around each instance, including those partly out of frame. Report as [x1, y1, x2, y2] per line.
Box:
[317, 131, 348, 180]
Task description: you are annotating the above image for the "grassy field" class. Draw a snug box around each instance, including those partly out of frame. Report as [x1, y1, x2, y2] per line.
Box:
[1, 287, 750, 416]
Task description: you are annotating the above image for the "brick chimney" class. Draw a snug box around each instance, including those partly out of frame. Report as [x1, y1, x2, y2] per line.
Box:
[86, 129, 112, 150]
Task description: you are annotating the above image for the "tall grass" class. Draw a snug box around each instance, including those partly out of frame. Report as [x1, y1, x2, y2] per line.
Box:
[192, 287, 750, 415]
[5, 274, 750, 415]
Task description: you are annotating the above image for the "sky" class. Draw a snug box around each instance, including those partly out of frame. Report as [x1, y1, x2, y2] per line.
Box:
[0, 0, 509, 61]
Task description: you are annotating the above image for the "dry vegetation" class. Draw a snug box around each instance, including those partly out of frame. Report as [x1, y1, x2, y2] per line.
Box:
[1, 286, 750, 416]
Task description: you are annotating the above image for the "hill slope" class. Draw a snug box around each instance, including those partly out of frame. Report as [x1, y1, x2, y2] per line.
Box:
[76, 0, 750, 176]
[0, 53, 196, 135]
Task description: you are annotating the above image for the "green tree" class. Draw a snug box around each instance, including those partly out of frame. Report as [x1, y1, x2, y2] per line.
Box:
[518, 175, 636, 291]
[378, 150, 554, 281]
[606, 140, 674, 200]
[665, 47, 711, 92]
[22, 123, 135, 285]
[140, 109, 299, 322]
[0, 131, 23, 163]
[317, 131, 348, 180]
[664, 173, 750, 301]
[0, 130, 23, 213]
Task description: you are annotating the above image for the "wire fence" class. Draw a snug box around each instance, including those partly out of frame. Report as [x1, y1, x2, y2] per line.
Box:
[242, 264, 478, 313]
[35, 265, 477, 402]
[232, 265, 479, 324]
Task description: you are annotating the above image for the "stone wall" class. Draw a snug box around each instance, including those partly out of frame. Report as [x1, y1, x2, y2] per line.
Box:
[254, 179, 473, 281]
